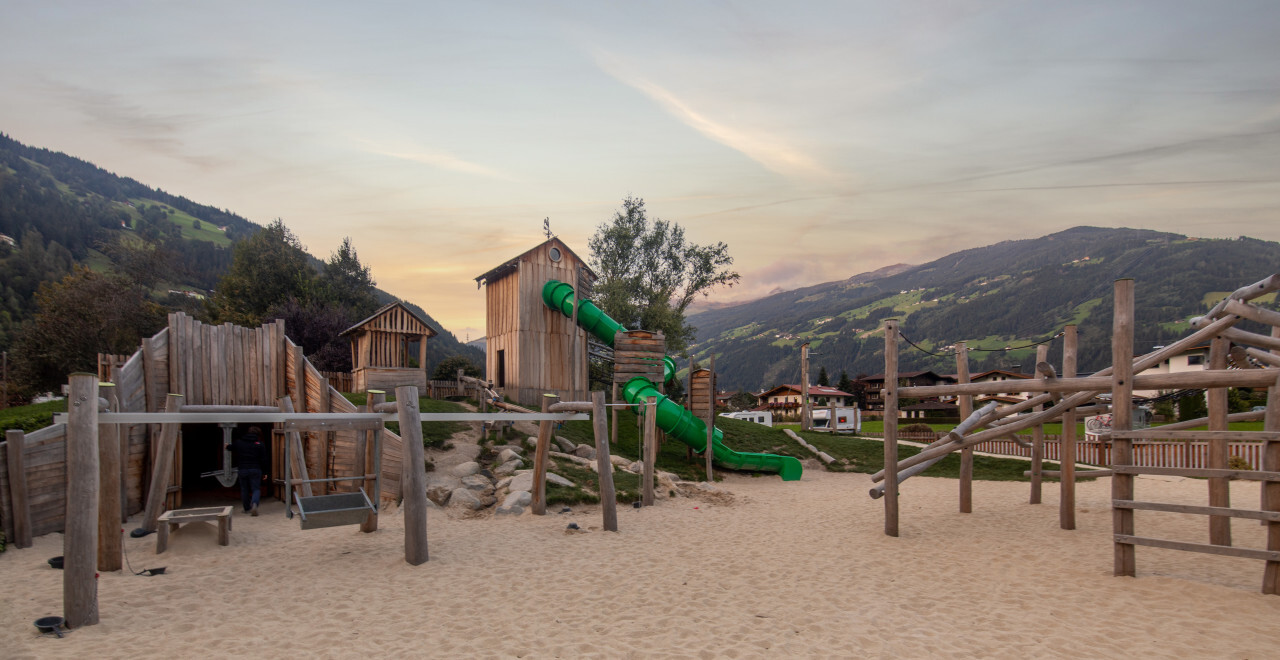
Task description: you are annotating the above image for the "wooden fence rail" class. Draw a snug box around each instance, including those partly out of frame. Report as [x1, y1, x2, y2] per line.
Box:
[319, 371, 354, 393]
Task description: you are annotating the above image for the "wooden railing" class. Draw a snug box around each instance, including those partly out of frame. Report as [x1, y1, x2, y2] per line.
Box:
[319, 371, 354, 393]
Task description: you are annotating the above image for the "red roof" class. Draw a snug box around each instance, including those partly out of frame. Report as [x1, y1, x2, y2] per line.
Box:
[760, 384, 855, 399]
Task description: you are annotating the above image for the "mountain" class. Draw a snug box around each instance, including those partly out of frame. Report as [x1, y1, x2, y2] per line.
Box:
[686, 227, 1280, 391]
[0, 132, 482, 372]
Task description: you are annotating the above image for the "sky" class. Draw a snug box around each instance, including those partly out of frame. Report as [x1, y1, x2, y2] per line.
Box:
[3, 1, 1280, 342]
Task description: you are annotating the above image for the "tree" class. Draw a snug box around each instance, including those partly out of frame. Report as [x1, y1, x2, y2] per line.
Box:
[268, 297, 358, 372]
[209, 219, 315, 325]
[836, 370, 853, 396]
[1178, 393, 1207, 421]
[727, 391, 759, 411]
[432, 354, 481, 380]
[817, 366, 829, 387]
[318, 237, 378, 318]
[12, 267, 165, 392]
[588, 197, 739, 355]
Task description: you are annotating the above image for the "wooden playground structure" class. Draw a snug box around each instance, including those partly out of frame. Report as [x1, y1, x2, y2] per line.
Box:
[875, 275, 1280, 594]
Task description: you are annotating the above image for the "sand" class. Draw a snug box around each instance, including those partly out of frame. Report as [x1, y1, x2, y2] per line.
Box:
[3, 468, 1279, 659]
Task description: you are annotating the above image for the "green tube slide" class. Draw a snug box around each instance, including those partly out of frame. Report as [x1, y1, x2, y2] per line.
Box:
[542, 279, 802, 481]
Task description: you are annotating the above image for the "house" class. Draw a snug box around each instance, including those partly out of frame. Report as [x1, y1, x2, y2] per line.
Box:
[856, 371, 956, 411]
[758, 384, 856, 419]
[474, 237, 597, 406]
[1134, 344, 1210, 398]
[951, 370, 1033, 401]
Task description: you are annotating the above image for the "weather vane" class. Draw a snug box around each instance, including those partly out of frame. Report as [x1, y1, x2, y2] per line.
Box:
[543, 217, 554, 240]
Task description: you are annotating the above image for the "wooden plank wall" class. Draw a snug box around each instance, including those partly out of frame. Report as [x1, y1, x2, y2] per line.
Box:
[615, 331, 666, 385]
[0, 425, 69, 540]
[483, 241, 588, 406]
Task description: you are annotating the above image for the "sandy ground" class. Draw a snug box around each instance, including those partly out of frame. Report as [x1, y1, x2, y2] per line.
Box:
[3, 469, 1279, 659]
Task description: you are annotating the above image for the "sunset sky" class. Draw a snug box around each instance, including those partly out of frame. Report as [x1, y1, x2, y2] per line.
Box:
[3, 1, 1279, 342]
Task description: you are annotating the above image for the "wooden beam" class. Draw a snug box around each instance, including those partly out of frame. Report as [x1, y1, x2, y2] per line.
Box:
[531, 393, 557, 515]
[4, 429, 32, 548]
[592, 390, 617, 532]
[278, 396, 312, 498]
[1262, 370, 1279, 594]
[883, 319, 900, 537]
[1114, 534, 1280, 562]
[395, 385, 429, 565]
[65, 373, 100, 628]
[706, 354, 715, 482]
[141, 394, 183, 532]
[642, 396, 657, 507]
[1112, 465, 1280, 481]
[1114, 499, 1280, 521]
[1111, 278, 1136, 578]
[955, 342, 973, 514]
[362, 391, 385, 533]
[1061, 324, 1079, 530]
[97, 382, 122, 572]
[1208, 336, 1232, 546]
[1029, 344, 1048, 505]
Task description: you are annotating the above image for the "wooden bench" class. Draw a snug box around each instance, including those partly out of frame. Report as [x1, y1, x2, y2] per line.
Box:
[156, 506, 233, 554]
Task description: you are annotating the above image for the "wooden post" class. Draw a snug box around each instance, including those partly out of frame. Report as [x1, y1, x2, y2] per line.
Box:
[65, 373, 100, 628]
[363, 391, 385, 532]
[571, 266, 581, 402]
[141, 394, 183, 532]
[642, 396, 657, 506]
[111, 365, 128, 523]
[611, 383, 619, 451]
[96, 382, 122, 572]
[1061, 324, 1078, 530]
[1030, 344, 1048, 504]
[592, 390, 618, 532]
[1262, 371, 1280, 594]
[278, 396, 313, 498]
[706, 355, 716, 482]
[1111, 279, 1136, 577]
[394, 385, 429, 565]
[418, 333, 428, 387]
[531, 393, 558, 515]
[883, 319, 900, 537]
[5, 429, 32, 548]
[955, 342, 973, 513]
[1207, 335, 1232, 546]
[800, 343, 811, 431]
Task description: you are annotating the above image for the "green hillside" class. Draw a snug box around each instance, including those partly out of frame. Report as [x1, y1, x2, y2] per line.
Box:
[687, 227, 1280, 391]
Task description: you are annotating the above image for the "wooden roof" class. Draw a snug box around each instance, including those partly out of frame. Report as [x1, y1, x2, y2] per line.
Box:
[473, 237, 598, 286]
[339, 301, 438, 337]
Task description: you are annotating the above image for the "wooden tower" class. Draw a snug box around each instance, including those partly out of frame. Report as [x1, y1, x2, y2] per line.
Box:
[341, 301, 438, 393]
[475, 237, 595, 406]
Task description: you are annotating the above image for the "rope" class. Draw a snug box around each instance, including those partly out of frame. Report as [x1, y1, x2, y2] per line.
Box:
[897, 330, 1065, 357]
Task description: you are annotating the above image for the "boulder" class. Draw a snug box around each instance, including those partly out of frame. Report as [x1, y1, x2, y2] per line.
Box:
[549, 451, 592, 466]
[425, 485, 453, 506]
[452, 461, 481, 477]
[448, 488, 485, 510]
[508, 472, 534, 493]
[503, 490, 533, 508]
[573, 444, 596, 460]
[494, 502, 524, 516]
[547, 472, 574, 488]
[495, 476, 514, 490]
[461, 474, 495, 496]
[610, 455, 632, 467]
[553, 435, 577, 453]
[494, 459, 523, 476]
[497, 448, 524, 464]
[493, 444, 525, 456]
[626, 461, 644, 474]
[525, 436, 539, 449]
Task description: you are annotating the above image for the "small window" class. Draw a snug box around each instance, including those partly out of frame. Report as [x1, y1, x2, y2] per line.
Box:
[548, 246, 562, 262]
[1187, 355, 1204, 366]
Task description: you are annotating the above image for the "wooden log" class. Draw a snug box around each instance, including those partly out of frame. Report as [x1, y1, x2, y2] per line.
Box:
[1061, 324, 1079, 530]
[1115, 534, 1280, 562]
[1245, 347, 1280, 368]
[883, 319, 900, 537]
[800, 342, 811, 432]
[1110, 429, 1280, 442]
[869, 401, 996, 499]
[1263, 371, 1279, 594]
[642, 396, 657, 507]
[1208, 336, 1232, 546]
[1220, 297, 1280, 328]
[1024, 469, 1112, 479]
[1113, 499, 1280, 521]
[955, 342, 973, 514]
[706, 355, 715, 482]
[1111, 279, 1137, 578]
[1030, 344, 1049, 505]
[592, 390, 617, 532]
[96, 382, 121, 572]
[548, 401, 593, 413]
[1153, 409, 1265, 431]
[1112, 465, 1280, 481]
[141, 394, 184, 533]
[395, 385, 429, 565]
[531, 394, 557, 515]
[5, 429, 32, 548]
[278, 396, 313, 498]
[611, 383, 619, 453]
[1197, 273, 1280, 321]
[65, 373, 100, 628]
[362, 391, 385, 533]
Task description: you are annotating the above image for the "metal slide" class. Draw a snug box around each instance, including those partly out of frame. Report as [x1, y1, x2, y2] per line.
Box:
[542, 280, 803, 481]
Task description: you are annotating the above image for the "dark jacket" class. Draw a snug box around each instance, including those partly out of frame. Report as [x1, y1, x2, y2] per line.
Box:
[231, 433, 269, 471]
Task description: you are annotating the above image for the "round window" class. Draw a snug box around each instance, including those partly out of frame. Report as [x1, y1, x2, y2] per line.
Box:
[548, 246, 562, 262]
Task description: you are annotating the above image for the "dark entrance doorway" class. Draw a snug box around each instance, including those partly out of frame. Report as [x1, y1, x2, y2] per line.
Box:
[180, 424, 277, 508]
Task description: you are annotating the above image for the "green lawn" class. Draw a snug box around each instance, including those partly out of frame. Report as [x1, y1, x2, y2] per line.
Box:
[340, 393, 472, 449]
[0, 399, 68, 433]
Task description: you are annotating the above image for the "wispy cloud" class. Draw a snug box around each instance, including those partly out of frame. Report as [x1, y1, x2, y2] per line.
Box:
[590, 50, 833, 181]
[359, 140, 515, 181]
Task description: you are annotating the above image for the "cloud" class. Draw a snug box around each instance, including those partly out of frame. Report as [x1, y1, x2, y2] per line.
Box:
[358, 140, 515, 181]
[590, 50, 833, 181]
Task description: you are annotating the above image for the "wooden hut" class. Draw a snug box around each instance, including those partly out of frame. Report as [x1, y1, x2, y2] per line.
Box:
[0, 312, 405, 542]
[341, 301, 438, 393]
[475, 237, 596, 407]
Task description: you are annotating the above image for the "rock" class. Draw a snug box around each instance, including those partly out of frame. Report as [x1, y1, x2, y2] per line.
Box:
[495, 476, 514, 490]
[461, 474, 495, 496]
[503, 490, 532, 508]
[525, 436, 539, 449]
[493, 444, 525, 456]
[494, 503, 524, 516]
[567, 522, 580, 530]
[549, 451, 592, 466]
[480, 494, 497, 508]
[553, 435, 576, 453]
[573, 444, 596, 460]
[452, 461, 480, 477]
[547, 472, 574, 488]
[425, 485, 453, 506]
[448, 488, 485, 510]
[497, 448, 523, 464]
[494, 459, 523, 476]
[508, 472, 533, 493]
[610, 455, 632, 467]
[627, 461, 643, 474]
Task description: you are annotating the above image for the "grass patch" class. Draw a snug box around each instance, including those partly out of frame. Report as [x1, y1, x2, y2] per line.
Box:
[0, 399, 67, 433]
[338, 392, 468, 449]
[544, 460, 642, 506]
[796, 430, 1082, 482]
